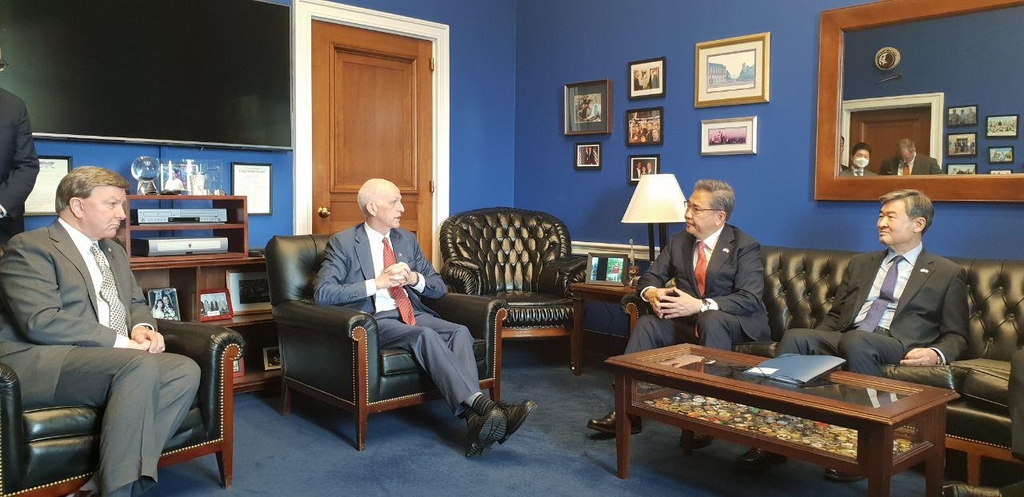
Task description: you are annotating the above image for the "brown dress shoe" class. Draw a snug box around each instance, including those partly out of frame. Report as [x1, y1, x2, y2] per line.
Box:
[735, 447, 787, 472]
[586, 411, 641, 435]
[679, 432, 713, 450]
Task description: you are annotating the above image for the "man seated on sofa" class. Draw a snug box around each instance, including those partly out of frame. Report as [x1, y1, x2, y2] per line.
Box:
[314, 178, 535, 457]
[0, 166, 201, 496]
[587, 179, 770, 440]
[738, 189, 969, 480]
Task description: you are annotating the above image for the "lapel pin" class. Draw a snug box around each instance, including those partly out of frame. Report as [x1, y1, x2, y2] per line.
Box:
[722, 248, 730, 254]
[920, 268, 929, 273]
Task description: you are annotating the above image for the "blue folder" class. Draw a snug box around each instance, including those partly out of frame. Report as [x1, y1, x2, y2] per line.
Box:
[745, 353, 846, 385]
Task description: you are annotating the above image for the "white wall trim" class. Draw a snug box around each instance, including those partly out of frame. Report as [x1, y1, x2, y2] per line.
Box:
[572, 241, 655, 262]
[293, 0, 451, 264]
[841, 92, 944, 167]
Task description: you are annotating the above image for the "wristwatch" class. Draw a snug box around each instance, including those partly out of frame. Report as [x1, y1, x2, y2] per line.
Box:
[699, 299, 711, 313]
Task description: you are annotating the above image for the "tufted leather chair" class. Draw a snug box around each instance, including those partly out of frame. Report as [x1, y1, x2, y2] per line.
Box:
[439, 208, 587, 370]
[0, 318, 243, 497]
[623, 246, 1024, 485]
[264, 234, 507, 451]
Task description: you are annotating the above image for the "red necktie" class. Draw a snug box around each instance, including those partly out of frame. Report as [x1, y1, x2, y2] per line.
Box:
[694, 241, 708, 295]
[382, 238, 416, 325]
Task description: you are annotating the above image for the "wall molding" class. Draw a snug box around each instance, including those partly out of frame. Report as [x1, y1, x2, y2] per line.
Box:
[572, 240, 655, 261]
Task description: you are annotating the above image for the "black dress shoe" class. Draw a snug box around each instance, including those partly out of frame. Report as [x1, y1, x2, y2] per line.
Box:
[943, 482, 1003, 497]
[735, 447, 787, 472]
[465, 407, 507, 457]
[824, 468, 865, 483]
[679, 432, 714, 450]
[496, 399, 536, 444]
[587, 411, 641, 436]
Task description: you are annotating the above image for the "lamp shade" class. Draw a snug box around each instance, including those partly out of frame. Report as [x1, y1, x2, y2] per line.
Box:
[621, 174, 688, 223]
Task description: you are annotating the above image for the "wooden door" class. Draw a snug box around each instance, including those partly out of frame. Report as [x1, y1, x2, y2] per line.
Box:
[849, 107, 931, 175]
[311, 22, 434, 259]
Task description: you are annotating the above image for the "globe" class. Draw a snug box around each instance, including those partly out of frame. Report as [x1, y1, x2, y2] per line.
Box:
[131, 156, 160, 195]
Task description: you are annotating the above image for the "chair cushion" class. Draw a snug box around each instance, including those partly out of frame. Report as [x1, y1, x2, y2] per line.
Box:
[954, 358, 1011, 414]
[946, 399, 1012, 449]
[381, 338, 487, 376]
[495, 291, 572, 328]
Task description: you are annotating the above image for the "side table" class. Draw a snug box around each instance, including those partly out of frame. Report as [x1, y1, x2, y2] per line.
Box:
[569, 282, 637, 376]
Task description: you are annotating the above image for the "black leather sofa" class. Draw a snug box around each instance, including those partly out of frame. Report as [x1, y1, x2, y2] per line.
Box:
[624, 245, 1024, 485]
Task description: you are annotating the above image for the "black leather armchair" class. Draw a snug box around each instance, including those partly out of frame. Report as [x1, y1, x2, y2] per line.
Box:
[264, 234, 507, 451]
[0, 318, 243, 497]
[439, 207, 586, 372]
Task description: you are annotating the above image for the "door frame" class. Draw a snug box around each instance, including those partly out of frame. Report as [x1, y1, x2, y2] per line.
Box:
[841, 92, 944, 168]
[294, 0, 450, 264]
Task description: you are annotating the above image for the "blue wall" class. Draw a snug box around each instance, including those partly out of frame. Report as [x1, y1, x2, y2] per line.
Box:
[513, 0, 1024, 260]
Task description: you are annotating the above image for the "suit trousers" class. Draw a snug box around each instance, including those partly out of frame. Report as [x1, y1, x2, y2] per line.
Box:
[778, 328, 905, 377]
[51, 348, 200, 497]
[375, 310, 480, 415]
[626, 310, 747, 354]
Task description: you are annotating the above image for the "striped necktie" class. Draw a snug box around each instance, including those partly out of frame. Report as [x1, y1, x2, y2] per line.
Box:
[382, 238, 416, 325]
[90, 243, 129, 337]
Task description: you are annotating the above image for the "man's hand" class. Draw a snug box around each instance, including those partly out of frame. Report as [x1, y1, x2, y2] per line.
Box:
[130, 326, 165, 354]
[375, 262, 413, 289]
[645, 287, 701, 319]
[900, 347, 940, 366]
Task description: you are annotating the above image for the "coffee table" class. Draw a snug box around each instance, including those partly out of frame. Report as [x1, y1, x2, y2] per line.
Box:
[606, 344, 959, 497]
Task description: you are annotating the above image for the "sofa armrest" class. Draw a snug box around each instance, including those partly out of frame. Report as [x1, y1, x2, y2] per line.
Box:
[732, 342, 779, 358]
[621, 294, 654, 321]
[440, 259, 482, 295]
[882, 364, 967, 391]
[538, 255, 587, 297]
[0, 362, 25, 494]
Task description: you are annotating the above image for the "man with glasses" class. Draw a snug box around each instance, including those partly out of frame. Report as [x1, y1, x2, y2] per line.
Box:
[587, 179, 769, 440]
[0, 45, 41, 245]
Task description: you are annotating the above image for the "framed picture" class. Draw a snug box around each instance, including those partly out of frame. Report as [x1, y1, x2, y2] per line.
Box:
[694, 32, 770, 108]
[986, 114, 1019, 138]
[628, 154, 660, 185]
[947, 132, 977, 157]
[232, 357, 246, 378]
[160, 160, 191, 194]
[564, 79, 612, 135]
[226, 271, 272, 314]
[947, 105, 978, 127]
[147, 288, 181, 321]
[232, 163, 272, 215]
[989, 146, 1014, 164]
[585, 252, 629, 286]
[991, 169, 1014, 175]
[947, 164, 976, 175]
[701, 116, 758, 156]
[26, 156, 71, 215]
[263, 346, 282, 371]
[574, 142, 601, 170]
[628, 57, 666, 100]
[626, 107, 663, 146]
[199, 289, 234, 322]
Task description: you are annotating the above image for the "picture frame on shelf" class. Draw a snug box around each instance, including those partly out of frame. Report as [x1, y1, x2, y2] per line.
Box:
[233, 357, 245, 378]
[147, 288, 181, 321]
[263, 346, 282, 371]
[628, 57, 666, 100]
[991, 169, 1014, 175]
[986, 114, 1018, 138]
[160, 160, 191, 194]
[226, 270, 272, 314]
[989, 146, 1014, 164]
[948, 105, 978, 127]
[695, 32, 770, 108]
[947, 132, 977, 157]
[199, 288, 234, 322]
[564, 79, 612, 135]
[701, 116, 758, 156]
[231, 163, 272, 215]
[26, 156, 71, 215]
[574, 142, 601, 170]
[628, 154, 660, 185]
[626, 107, 663, 146]
[947, 164, 976, 175]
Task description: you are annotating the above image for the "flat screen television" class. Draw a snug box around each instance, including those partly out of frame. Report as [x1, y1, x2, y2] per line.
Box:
[0, 0, 292, 150]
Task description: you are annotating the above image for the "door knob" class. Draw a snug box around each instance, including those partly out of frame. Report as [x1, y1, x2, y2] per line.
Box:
[317, 206, 331, 218]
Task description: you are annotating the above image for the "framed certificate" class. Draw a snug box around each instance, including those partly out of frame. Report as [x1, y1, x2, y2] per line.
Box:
[26, 156, 71, 215]
[231, 163, 272, 215]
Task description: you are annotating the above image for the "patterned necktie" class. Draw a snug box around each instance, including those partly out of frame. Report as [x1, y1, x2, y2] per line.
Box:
[694, 241, 708, 295]
[857, 255, 904, 332]
[90, 243, 129, 337]
[902, 163, 910, 176]
[382, 238, 416, 325]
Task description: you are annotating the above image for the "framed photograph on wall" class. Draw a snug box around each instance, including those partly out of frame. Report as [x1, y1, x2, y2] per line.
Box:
[986, 114, 1018, 138]
[626, 107, 663, 146]
[263, 346, 282, 371]
[574, 142, 601, 170]
[232, 163, 272, 215]
[628, 57, 666, 100]
[947, 164, 976, 175]
[991, 169, 1014, 175]
[628, 154, 660, 185]
[947, 132, 977, 157]
[147, 288, 181, 321]
[199, 289, 234, 322]
[564, 79, 612, 135]
[695, 32, 770, 108]
[701, 116, 758, 155]
[947, 105, 978, 127]
[226, 271, 272, 314]
[26, 156, 71, 215]
[989, 146, 1014, 164]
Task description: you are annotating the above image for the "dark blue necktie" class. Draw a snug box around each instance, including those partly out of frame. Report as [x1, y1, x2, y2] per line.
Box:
[857, 255, 904, 332]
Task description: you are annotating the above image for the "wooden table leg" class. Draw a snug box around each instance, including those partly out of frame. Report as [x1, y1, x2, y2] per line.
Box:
[924, 409, 948, 497]
[571, 294, 584, 375]
[863, 425, 894, 497]
[614, 372, 630, 479]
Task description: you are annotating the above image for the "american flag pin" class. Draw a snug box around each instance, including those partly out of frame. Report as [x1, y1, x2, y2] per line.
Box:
[920, 268, 929, 273]
[722, 248, 730, 253]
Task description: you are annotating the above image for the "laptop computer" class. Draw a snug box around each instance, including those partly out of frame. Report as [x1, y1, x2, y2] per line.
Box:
[744, 353, 846, 385]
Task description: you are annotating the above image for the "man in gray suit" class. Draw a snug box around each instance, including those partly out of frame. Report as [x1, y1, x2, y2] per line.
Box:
[0, 167, 200, 496]
[313, 178, 535, 457]
[880, 138, 943, 175]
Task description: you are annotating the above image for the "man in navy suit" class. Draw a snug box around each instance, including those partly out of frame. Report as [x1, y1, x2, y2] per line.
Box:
[0, 75, 42, 244]
[313, 178, 535, 457]
[588, 179, 769, 437]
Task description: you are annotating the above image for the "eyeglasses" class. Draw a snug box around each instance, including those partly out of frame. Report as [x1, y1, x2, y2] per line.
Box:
[685, 203, 722, 215]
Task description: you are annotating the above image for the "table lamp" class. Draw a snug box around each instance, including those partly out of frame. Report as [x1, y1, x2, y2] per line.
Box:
[621, 173, 688, 262]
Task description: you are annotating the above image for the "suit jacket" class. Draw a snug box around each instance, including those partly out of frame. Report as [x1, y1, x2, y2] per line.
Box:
[880, 154, 942, 175]
[314, 224, 445, 316]
[839, 166, 878, 177]
[817, 249, 969, 361]
[0, 88, 41, 244]
[0, 222, 155, 403]
[639, 225, 770, 341]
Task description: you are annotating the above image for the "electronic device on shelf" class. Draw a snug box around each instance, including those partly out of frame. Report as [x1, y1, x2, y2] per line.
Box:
[132, 208, 228, 225]
[131, 237, 229, 257]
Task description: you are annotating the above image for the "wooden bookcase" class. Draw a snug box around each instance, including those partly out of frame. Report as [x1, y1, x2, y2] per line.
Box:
[121, 194, 248, 264]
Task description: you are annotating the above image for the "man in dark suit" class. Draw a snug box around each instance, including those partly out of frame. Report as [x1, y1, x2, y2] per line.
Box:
[0, 80, 42, 244]
[839, 142, 878, 177]
[0, 166, 200, 496]
[739, 189, 968, 478]
[880, 138, 942, 175]
[587, 179, 770, 436]
[314, 178, 535, 457]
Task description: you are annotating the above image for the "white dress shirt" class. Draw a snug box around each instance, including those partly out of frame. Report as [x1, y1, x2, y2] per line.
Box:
[362, 225, 426, 313]
[58, 218, 130, 348]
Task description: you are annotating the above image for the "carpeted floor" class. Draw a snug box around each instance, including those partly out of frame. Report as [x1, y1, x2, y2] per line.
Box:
[151, 340, 927, 496]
